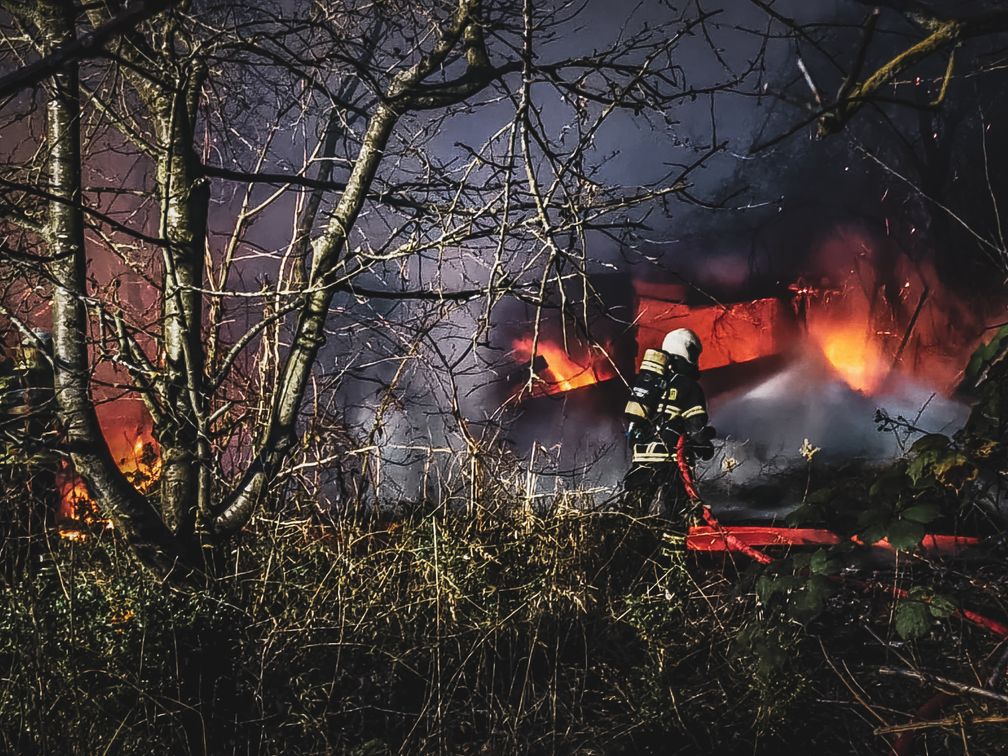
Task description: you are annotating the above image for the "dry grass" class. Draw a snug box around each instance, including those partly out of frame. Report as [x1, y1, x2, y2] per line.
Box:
[0, 473, 1003, 754]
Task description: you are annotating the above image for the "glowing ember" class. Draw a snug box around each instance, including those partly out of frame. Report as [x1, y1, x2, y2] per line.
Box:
[511, 337, 614, 396]
[810, 321, 887, 393]
[58, 427, 160, 539]
[57, 471, 115, 539]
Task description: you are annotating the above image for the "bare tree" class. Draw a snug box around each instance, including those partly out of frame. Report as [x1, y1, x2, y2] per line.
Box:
[0, 0, 751, 577]
[751, 1, 1008, 280]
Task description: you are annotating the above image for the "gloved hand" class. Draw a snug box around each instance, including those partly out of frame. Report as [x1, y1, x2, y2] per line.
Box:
[692, 425, 716, 460]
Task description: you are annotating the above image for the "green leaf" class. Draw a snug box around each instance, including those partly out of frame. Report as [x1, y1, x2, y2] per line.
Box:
[928, 593, 957, 619]
[757, 574, 798, 604]
[870, 467, 906, 499]
[970, 439, 1000, 460]
[791, 575, 834, 622]
[756, 575, 781, 603]
[895, 600, 933, 640]
[810, 549, 837, 575]
[886, 519, 925, 550]
[963, 323, 1008, 388]
[901, 503, 941, 524]
[933, 453, 977, 491]
[906, 451, 939, 487]
[791, 553, 811, 570]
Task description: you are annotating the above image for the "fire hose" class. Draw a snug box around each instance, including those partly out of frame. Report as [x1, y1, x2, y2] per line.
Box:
[673, 434, 1008, 755]
[674, 434, 772, 564]
[673, 434, 1007, 634]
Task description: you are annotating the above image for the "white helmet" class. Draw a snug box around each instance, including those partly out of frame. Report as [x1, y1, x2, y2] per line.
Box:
[662, 328, 702, 365]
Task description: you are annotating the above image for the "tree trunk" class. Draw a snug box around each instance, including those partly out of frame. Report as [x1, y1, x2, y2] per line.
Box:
[38, 0, 185, 578]
[154, 85, 209, 544]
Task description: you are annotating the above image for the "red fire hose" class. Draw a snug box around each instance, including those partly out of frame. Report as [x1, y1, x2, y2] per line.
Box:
[673, 435, 1008, 755]
[674, 435, 1006, 633]
[674, 435, 773, 564]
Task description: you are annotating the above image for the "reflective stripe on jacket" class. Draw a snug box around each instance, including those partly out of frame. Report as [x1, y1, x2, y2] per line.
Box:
[630, 356, 708, 464]
[655, 370, 708, 433]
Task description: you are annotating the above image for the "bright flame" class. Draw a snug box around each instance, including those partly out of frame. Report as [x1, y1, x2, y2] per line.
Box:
[511, 337, 614, 396]
[58, 430, 161, 540]
[791, 225, 993, 395]
[57, 473, 114, 539]
[809, 321, 887, 393]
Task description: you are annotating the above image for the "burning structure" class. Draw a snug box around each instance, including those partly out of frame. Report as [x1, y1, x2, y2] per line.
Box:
[21, 222, 996, 535]
[505, 226, 991, 417]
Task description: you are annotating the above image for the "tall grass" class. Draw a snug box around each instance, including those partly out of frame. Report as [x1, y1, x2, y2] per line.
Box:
[0, 484, 844, 755]
[1, 477, 1000, 754]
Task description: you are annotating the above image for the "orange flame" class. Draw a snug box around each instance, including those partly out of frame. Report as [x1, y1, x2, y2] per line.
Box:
[511, 337, 614, 396]
[58, 429, 160, 540]
[794, 225, 992, 395]
[809, 321, 887, 393]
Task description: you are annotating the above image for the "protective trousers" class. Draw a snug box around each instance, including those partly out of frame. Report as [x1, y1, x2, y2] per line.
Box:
[622, 460, 696, 522]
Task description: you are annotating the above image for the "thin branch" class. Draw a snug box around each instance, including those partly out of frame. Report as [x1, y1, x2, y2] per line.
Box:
[879, 667, 1008, 706]
[0, 0, 179, 100]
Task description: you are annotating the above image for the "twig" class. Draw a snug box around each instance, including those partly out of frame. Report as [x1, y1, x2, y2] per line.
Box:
[0, 0, 179, 100]
[876, 712, 1008, 735]
[889, 285, 930, 375]
[879, 666, 1008, 705]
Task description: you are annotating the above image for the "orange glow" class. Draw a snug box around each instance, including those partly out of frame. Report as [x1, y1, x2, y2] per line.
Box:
[810, 321, 886, 393]
[122, 433, 162, 488]
[797, 226, 989, 394]
[58, 476, 94, 524]
[57, 472, 115, 539]
[511, 337, 614, 396]
[634, 297, 793, 371]
[58, 420, 160, 540]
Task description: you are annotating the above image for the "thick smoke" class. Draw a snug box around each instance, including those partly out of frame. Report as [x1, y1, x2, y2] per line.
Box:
[331, 0, 1008, 510]
[712, 350, 969, 481]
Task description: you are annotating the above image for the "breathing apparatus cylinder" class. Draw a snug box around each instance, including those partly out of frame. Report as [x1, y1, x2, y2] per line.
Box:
[624, 348, 668, 423]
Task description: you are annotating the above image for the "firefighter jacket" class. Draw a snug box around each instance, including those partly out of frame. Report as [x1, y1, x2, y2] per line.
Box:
[630, 354, 709, 464]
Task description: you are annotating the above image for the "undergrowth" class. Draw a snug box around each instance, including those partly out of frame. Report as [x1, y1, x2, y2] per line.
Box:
[0, 497, 886, 756]
[1, 439, 1007, 754]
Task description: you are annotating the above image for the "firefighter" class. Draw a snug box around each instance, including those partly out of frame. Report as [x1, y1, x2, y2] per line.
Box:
[622, 328, 715, 521]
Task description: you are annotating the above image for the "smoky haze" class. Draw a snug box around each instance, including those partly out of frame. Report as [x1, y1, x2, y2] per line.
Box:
[6, 0, 1007, 512]
[459, 0, 1008, 506]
